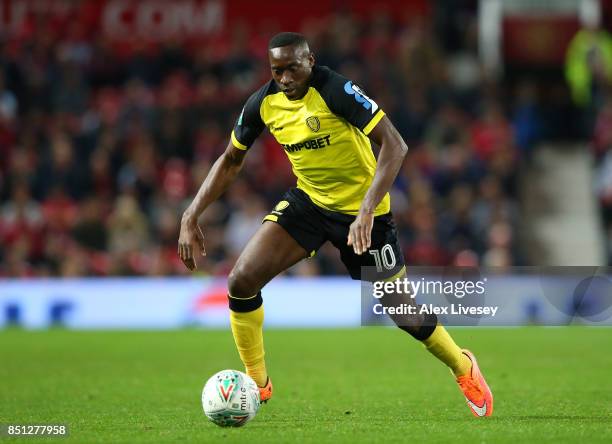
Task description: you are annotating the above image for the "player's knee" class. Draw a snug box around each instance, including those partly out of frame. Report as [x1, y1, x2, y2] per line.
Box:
[227, 267, 263, 313]
[227, 266, 259, 300]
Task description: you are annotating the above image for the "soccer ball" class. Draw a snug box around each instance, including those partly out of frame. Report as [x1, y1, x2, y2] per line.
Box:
[201, 369, 260, 427]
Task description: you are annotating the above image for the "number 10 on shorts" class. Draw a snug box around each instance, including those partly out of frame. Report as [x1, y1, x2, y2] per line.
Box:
[368, 244, 397, 272]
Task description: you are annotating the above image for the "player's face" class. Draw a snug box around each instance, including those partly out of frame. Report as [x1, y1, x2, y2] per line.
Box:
[269, 44, 314, 100]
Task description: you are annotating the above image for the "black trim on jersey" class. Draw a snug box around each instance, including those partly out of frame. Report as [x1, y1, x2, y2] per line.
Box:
[310, 65, 382, 133]
[232, 81, 279, 149]
[234, 65, 381, 149]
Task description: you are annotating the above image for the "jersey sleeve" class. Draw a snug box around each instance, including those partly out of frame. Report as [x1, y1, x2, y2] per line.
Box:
[231, 89, 266, 150]
[317, 68, 386, 136]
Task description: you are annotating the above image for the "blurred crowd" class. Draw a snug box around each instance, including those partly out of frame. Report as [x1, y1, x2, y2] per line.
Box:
[575, 25, 612, 265]
[0, 8, 538, 277]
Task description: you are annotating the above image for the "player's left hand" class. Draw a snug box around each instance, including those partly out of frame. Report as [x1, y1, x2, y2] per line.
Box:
[347, 210, 374, 255]
[178, 216, 206, 271]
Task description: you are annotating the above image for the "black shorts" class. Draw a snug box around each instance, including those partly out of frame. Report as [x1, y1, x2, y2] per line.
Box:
[263, 188, 405, 281]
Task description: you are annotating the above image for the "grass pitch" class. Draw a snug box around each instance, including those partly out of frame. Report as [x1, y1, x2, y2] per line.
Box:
[1, 327, 611, 443]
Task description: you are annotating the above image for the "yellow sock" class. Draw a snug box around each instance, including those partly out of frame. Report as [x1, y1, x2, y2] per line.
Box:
[229, 303, 268, 387]
[422, 324, 472, 377]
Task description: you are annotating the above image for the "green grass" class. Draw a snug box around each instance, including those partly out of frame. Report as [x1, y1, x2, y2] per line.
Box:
[1, 327, 611, 443]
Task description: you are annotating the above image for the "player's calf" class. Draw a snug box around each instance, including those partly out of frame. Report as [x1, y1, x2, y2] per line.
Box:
[227, 289, 269, 389]
[377, 278, 438, 340]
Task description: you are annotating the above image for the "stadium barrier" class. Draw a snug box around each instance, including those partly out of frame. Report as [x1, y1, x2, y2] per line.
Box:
[0, 274, 611, 329]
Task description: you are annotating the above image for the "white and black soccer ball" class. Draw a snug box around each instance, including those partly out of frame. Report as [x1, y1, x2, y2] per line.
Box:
[201, 369, 260, 427]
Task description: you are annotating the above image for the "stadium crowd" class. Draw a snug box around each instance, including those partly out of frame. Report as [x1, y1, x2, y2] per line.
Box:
[0, 9, 533, 277]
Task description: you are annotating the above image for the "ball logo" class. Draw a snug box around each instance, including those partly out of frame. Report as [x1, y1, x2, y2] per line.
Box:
[218, 376, 236, 402]
[343, 81, 379, 114]
[218, 378, 235, 402]
[306, 116, 320, 132]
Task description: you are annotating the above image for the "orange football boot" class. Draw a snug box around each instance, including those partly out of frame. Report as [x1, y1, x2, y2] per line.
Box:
[455, 349, 493, 417]
[258, 378, 273, 403]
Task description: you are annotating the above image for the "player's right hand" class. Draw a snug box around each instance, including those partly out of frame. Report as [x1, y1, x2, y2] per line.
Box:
[178, 216, 206, 271]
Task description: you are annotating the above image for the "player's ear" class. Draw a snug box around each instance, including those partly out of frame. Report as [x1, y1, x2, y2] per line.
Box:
[307, 51, 315, 67]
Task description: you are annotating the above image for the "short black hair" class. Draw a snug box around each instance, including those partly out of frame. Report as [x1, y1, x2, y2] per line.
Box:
[268, 32, 309, 50]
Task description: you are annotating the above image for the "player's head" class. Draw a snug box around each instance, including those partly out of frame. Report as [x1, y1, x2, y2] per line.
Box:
[268, 32, 315, 100]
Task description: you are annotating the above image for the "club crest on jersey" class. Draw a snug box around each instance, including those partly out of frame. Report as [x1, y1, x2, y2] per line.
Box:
[343, 81, 379, 114]
[306, 116, 320, 132]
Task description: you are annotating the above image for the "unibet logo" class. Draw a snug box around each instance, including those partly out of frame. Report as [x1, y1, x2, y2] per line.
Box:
[343, 81, 378, 114]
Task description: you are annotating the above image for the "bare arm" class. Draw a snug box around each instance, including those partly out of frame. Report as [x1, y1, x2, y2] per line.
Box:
[347, 115, 408, 254]
[182, 143, 247, 222]
[361, 115, 408, 214]
[178, 143, 247, 270]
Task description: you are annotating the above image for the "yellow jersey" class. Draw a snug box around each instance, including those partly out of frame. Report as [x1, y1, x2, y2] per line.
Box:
[230, 65, 389, 216]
